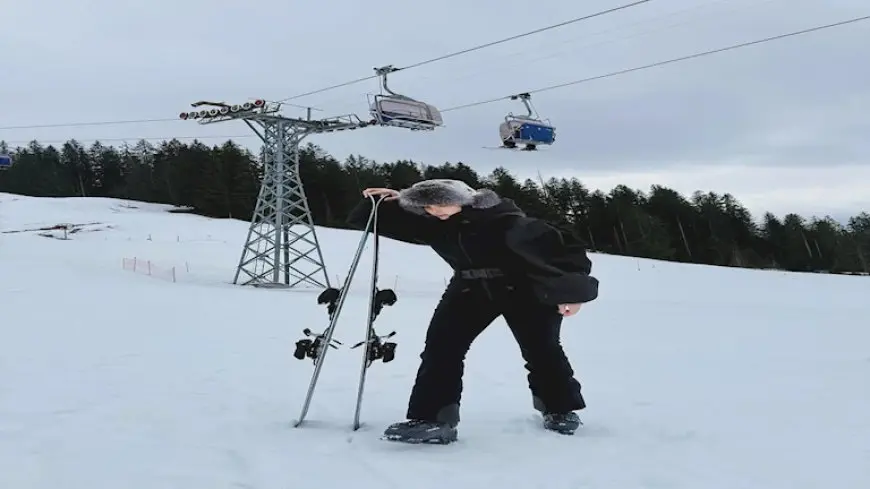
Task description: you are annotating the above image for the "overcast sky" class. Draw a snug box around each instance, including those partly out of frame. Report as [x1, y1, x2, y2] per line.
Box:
[1, 0, 868, 221]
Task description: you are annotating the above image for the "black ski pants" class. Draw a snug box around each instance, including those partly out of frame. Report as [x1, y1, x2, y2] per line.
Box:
[406, 275, 586, 425]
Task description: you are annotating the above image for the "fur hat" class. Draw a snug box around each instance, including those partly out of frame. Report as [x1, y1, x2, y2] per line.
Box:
[397, 179, 500, 215]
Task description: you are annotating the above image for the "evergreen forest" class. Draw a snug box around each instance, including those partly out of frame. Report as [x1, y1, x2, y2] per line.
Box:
[1, 138, 869, 275]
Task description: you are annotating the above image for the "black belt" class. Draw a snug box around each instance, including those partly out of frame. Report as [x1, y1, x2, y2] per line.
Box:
[457, 268, 504, 279]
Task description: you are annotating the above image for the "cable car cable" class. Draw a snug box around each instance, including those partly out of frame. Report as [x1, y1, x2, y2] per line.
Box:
[0, 118, 177, 131]
[385, 1, 654, 72]
[0, 1, 651, 132]
[1, 135, 256, 145]
[273, 0, 653, 102]
[441, 13, 870, 113]
[2, 12, 866, 145]
[404, 0, 777, 91]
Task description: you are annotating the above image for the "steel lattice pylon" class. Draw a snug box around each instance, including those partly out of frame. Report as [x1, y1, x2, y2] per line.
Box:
[234, 119, 325, 287]
[178, 99, 372, 289]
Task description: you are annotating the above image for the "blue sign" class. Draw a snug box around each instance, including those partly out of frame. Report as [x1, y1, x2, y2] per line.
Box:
[0, 154, 12, 168]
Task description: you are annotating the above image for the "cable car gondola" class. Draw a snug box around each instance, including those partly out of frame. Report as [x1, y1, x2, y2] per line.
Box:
[368, 65, 443, 131]
[498, 93, 555, 151]
[0, 154, 12, 170]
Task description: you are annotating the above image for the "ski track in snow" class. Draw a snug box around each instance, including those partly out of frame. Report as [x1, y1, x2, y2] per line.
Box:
[1, 193, 869, 488]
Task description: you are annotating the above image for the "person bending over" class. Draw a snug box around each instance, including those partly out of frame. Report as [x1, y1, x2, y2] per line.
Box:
[346, 179, 599, 444]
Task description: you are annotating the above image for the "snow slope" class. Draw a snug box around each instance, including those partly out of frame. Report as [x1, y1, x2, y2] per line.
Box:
[1, 192, 868, 489]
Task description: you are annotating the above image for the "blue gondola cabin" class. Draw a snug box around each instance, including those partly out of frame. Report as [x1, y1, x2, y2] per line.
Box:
[499, 116, 555, 150]
[0, 154, 12, 169]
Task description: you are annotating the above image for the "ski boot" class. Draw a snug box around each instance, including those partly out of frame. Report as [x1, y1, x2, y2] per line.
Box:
[383, 419, 458, 444]
[542, 412, 582, 435]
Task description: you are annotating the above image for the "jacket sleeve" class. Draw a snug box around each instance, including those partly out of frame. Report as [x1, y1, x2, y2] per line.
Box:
[506, 218, 599, 305]
[345, 197, 436, 245]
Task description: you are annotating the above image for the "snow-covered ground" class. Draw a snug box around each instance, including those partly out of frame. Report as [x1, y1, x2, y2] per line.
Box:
[1, 192, 868, 489]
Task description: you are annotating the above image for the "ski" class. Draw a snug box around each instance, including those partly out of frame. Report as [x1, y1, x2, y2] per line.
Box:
[292, 194, 397, 430]
[350, 198, 397, 430]
[482, 145, 545, 151]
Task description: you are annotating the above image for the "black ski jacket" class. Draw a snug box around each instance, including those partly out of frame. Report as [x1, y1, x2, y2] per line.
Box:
[345, 192, 599, 305]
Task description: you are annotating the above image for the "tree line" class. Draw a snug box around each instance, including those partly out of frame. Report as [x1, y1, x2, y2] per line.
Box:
[1, 138, 869, 275]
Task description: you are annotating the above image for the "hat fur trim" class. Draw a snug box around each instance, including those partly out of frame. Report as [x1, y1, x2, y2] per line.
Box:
[397, 179, 501, 214]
